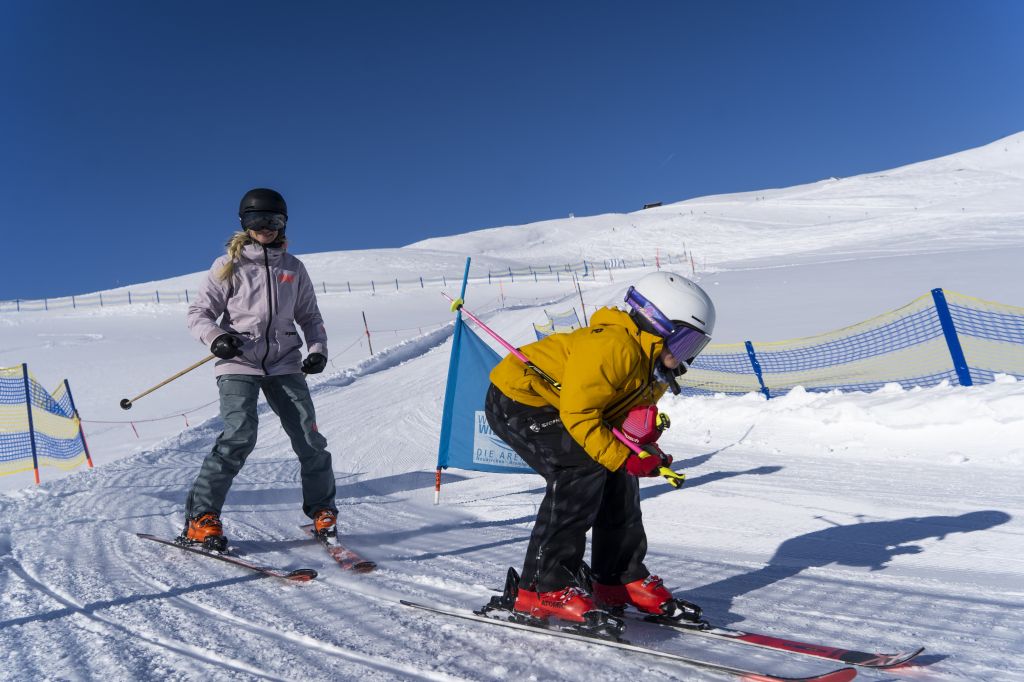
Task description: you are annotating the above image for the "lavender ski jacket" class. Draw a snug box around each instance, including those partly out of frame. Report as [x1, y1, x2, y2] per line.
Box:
[187, 242, 328, 377]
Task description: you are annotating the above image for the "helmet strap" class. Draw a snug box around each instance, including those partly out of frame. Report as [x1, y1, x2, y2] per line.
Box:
[654, 359, 684, 395]
[629, 309, 661, 337]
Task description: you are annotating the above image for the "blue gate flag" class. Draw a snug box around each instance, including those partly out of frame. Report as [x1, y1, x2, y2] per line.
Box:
[436, 318, 530, 473]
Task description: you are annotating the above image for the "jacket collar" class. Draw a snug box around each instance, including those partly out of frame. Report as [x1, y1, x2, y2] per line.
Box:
[240, 242, 286, 262]
[589, 307, 665, 359]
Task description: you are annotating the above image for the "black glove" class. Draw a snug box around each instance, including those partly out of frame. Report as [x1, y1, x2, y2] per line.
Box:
[302, 352, 328, 374]
[211, 334, 244, 359]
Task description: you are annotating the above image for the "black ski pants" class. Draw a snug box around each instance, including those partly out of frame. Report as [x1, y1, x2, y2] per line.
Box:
[485, 384, 649, 593]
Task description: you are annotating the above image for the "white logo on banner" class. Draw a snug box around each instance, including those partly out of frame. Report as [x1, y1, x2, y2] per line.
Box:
[473, 412, 530, 469]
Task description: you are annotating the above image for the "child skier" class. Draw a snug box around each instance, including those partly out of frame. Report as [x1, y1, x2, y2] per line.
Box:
[182, 188, 337, 551]
[485, 271, 715, 628]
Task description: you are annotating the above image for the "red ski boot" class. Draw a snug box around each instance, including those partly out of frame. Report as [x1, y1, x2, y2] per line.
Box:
[593, 575, 703, 622]
[514, 586, 595, 623]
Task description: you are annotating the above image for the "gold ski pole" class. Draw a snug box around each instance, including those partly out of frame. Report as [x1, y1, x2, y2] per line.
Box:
[119, 354, 216, 410]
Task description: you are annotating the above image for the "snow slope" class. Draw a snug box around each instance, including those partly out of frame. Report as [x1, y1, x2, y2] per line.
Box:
[2, 132, 1024, 681]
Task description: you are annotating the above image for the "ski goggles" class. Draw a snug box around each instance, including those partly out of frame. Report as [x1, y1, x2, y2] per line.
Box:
[625, 286, 711, 363]
[241, 211, 287, 232]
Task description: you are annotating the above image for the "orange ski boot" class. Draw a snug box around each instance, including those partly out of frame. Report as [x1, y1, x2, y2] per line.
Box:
[183, 512, 228, 552]
[312, 509, 337, 538]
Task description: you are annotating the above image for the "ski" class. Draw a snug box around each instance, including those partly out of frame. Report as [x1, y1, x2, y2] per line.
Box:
[633, 614, 923, 669]
[136, 533, 318, 582]
[300, 524, 377, 573]
[400, 599, 857, 682]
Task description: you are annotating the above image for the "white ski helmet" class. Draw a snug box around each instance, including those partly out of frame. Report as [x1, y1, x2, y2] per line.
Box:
[625, 271, 716, 363]
[629, 271, 715, 335]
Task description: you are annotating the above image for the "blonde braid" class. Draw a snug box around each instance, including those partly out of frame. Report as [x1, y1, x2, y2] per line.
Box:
[217, 231, 252, 281]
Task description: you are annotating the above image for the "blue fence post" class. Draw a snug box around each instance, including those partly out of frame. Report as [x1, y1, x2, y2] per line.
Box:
[21, 364, 41, 484]
[931, 288, 973, 386]
[99, 293, 104, 307]
[420, 276, 424, 288]
[72, 295, 76, 309]
[156, 290, 160, 304]
[185, 289, 190, 303]
[128, 291, 132, 305]
[745, 341, 771, 399]
[347, 281, 351, 293]
[371, 280, 376, 294]
[395, 278, 399, 291]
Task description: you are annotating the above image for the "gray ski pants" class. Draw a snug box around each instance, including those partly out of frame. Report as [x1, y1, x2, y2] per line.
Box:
[185, 373, 336, 520]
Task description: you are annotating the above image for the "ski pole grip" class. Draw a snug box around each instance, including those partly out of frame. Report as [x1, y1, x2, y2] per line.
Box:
[658, 467, 686, 489]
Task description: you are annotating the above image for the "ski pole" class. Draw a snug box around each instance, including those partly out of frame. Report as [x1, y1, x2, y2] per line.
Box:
[443, 293, 684, 489]
[119, 353, 216, 410]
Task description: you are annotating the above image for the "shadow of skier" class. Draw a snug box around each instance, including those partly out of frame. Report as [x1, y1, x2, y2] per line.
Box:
[681, 510, 1012, 626]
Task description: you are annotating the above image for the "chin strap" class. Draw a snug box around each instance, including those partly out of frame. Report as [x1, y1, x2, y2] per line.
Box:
[654, 359, 688, 395]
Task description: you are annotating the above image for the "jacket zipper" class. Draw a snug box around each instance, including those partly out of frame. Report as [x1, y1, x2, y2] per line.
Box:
[260, 245, 274, 374]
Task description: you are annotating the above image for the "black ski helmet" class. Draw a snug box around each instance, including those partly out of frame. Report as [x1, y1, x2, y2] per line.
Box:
[239, 188, 287, 217]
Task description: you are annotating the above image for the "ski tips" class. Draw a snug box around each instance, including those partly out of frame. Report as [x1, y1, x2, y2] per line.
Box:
[285, 568, 319, 582]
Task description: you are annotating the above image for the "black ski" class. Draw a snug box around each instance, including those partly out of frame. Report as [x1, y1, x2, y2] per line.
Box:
[136, 533, 318, 582]
[401, 599, 857, 682]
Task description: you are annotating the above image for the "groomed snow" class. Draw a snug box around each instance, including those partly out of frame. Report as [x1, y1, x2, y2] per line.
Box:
[2, 132, 1023, 681]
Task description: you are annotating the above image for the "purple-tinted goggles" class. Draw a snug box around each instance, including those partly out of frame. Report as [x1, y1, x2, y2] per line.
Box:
[625, 286, 711, 363]
[241, 211, 287, 232]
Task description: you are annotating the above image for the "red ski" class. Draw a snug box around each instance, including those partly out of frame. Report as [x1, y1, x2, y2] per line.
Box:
[136, 533, 317, 582]
[640, 616, 923, 669]
[301, 524, 377, 573]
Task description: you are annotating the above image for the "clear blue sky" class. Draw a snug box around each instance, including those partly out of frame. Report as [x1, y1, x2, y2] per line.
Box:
[3, 1, 1023, 299]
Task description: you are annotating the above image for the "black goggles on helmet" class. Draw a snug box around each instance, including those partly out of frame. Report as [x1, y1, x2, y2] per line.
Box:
[625, 286, 711, 363]
[240, 211, 287, 232]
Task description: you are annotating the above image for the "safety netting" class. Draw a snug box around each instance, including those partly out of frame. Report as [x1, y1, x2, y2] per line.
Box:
[534, 307, 583, 340]
[0, 365, 90, 477]
[678, 289, 1024, 397]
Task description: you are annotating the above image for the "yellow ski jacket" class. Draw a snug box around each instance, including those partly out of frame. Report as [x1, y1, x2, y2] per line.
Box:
[489, 306, 668, 471]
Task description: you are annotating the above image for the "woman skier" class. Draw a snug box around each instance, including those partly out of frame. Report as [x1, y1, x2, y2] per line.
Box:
[182, 188, 337, 551]
[485, 270, 715, 629]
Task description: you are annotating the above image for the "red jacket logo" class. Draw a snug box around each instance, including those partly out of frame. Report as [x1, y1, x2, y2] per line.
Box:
[278, 272, 296, 284]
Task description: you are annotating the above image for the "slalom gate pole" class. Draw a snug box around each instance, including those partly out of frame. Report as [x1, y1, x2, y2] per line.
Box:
[64, 379, 93, 468]
[435, 257, 474, 504]
[442, 293, 683, 489]
[119, 353, 216, 410]
[21, 364, 41, 485]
